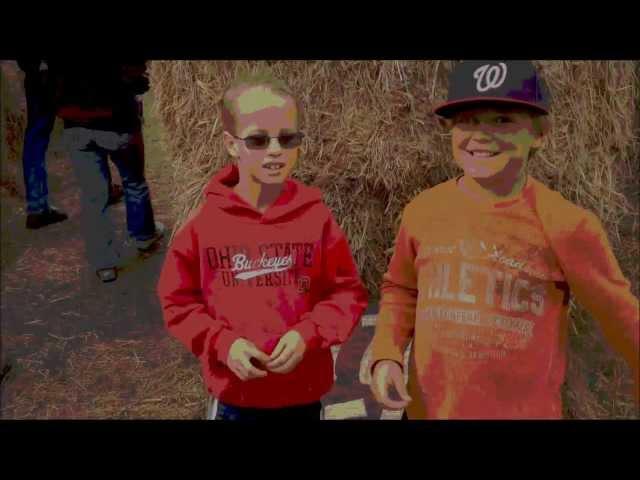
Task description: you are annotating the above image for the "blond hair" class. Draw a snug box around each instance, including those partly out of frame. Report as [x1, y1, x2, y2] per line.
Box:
[221, 69, 302, 135]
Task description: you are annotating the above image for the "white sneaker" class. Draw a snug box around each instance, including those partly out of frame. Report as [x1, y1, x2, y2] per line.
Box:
[136, 221, 166, 252]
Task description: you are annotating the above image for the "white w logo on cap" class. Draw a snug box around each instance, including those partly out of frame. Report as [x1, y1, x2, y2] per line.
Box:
[473, 63, 508, 92]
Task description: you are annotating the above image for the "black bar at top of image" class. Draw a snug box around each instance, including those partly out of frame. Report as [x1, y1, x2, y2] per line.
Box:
[1, 24, 639, 60]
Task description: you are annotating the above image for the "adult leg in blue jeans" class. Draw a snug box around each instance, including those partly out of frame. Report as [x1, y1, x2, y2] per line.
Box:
[64, 127, 164, 283]
[22, 74, 68, 229]
[109, 128, 163, 250]
[65, 130, 120, 278]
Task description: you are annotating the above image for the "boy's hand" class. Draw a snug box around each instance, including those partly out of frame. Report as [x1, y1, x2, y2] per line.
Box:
[371, 360, 412, 410]
[227, 338, 270, 381]
[266, 330, 306, 374]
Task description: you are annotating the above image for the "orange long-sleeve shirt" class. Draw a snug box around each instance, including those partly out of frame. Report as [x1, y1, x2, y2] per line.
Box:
[371, 176, 639, 419]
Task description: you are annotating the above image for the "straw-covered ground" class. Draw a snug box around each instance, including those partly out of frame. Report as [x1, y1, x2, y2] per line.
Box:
[1, 61, 206, 419]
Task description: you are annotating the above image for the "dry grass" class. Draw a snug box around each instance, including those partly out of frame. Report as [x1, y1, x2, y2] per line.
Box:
[1, 332, 206, 419]
[150, 60, 639, 419]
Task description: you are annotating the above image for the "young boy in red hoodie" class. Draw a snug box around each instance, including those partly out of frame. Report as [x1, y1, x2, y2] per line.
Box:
[157, 71, 368, 420]
[369, 60, 639, 419]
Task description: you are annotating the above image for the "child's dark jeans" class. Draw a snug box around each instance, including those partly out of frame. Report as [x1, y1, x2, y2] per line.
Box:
[209, 399, 323, 421]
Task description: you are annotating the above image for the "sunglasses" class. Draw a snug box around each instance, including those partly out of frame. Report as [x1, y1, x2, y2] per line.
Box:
[232, 132, 305, 150]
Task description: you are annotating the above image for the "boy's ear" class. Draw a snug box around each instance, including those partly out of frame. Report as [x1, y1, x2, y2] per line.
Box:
[532, 116, 550, 149]
[532, 134, 545, 150]
[223, 131, 239, 158]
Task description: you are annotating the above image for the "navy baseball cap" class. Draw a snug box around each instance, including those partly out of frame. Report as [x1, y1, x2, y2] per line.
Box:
[434, 60, 551, 118]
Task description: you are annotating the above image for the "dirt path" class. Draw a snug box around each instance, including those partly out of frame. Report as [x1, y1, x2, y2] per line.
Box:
[0, 63, 207, 419]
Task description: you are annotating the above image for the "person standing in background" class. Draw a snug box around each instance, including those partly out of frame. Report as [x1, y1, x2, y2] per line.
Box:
[17, 60, 124, 230]
[18, 59, 67, 229]
[55, 61, 164, 283]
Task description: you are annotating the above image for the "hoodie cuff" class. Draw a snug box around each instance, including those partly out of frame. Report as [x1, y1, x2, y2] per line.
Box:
[213, 328, 243, 365]
[292, 317, 322, 351]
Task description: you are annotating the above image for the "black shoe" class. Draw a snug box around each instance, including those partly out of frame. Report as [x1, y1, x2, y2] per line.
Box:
[107, 184, 124, 207]
[26, 207, 68, 230]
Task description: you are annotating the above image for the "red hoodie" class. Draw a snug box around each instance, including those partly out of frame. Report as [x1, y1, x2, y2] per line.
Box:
[157, 165, 368, 408]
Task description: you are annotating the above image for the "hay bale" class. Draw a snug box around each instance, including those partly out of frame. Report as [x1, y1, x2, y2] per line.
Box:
[149, 61, 639, 418]
[0, 61, 26, 197]
[149, 60, 460, 295]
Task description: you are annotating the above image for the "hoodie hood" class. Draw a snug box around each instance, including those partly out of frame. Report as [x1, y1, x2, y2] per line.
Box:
[203, 164, 323, 224]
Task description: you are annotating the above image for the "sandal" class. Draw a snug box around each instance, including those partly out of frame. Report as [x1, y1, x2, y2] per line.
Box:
[96, 267, 118, 283]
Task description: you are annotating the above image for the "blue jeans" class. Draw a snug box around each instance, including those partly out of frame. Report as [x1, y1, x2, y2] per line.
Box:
[22, 76, 56, 214]
[211, 399, 323, 421]
[61, 127, 156, 270]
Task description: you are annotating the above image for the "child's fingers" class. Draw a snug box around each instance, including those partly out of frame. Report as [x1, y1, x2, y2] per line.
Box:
[383, 379, 410, 408]
[392, 373, 413, 403]
[266, 354, 293, 370]
[370, 384, 380, 403]
[230, 364, 248, 381]
[381, 395, 410, 410]
[268, 353, 301, 374]
[268, 348, 297, 370]
[241, 358, 267, 379]
[268, 340, 287, 361]
[267, 344, 294, 368]
[246, 365, 268, 379]
[249, 347, 270, 365]
[372, 384, 407, 410]
[267, 363, 293, 374]
[371, 367, 410, 410]
[379, 378, 410, 410]
[371, 373, 389, 405]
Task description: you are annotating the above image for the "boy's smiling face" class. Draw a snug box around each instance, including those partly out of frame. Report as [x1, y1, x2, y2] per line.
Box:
[224, 86, 300, 186]
[449, 106, 545, 179]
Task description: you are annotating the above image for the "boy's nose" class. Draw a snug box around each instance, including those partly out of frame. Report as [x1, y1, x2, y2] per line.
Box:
[468, 127, 494, 143]
[267, 137, 283, 154]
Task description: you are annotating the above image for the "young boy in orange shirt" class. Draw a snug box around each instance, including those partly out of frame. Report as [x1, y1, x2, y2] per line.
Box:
[370, 60, 639, 419]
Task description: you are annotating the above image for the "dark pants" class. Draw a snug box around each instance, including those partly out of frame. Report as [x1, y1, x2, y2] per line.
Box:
[212, 400, 323, 421]
[61, 126, 156, 270]
[22, 75, 56, 214]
